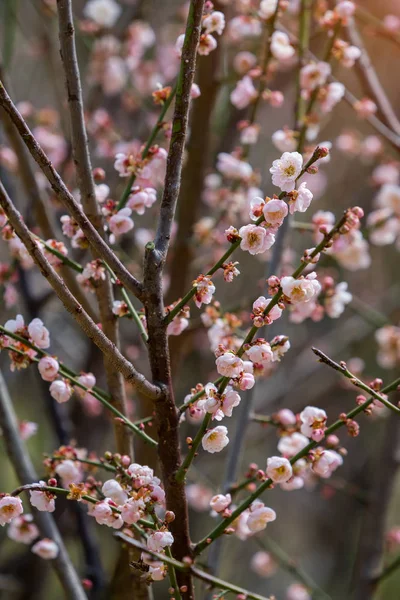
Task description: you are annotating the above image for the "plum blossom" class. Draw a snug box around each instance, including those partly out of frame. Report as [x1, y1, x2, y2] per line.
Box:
[210, 494, 231, 513]
[252, 296, 283, 326]
[31, 538, 59, 560]
[8, 515, 39, 545]
[109, 208, 134, 237]
[300, 61, 331, 91]
[278, 433, 309, 457]
[120, 498, 145, 524]
[230, 76, 258, 110]
[239, 224, 275, 255]
[246, 341, 273, 364]
[102, 479, 128, 506]
[289, 182, 313, 214]
[215, 353, 244, 378]
[30, 484, 55, 512]
[375, 326, 400, 368]
[320, 82, 345, 113]
[270, 152, 303, 192]
[0, 496, 23, 525]
[270, 31, 295, 61]
[376, 184, 400, 215]
[325, 282, 352, 318]
[271, 335, 291, 361]
[367, 209, 400, 245]
[193, 275, 215, 308]
[127, 188, 157, 215]
[167, 314, 189, 336]
[90, 501, 123, 529]
[55, 460, 82, 487]
[272, 129, 297, 153]
[263, 198, 288, 226]
[251, 551, 277, 577]
[198, 34, 218, 56]
[147, 530, 174, 552]
[281, 272, 321, 304]
[312, 449, 343, 478]
[266, 456, 293, 483]
[233, 51, 257, 74]
[300, 406, 327, 441]
[203, 11, 225, 35]
[332, 230, 371, 271]
[287, 583, 311, 600]
[202, 426, 229, 453]
[217, 153, 253, 180]
[228, 17, 262, 41]
[38, 357, 59, 382]
[84, 0, 121, 27]
[28, 319, 50, 349]
[198, 384, 241, 421]
[259, 0, 278, 19]
[247, 501, 276, 533]
[19, 421, 38, 440]
[127, 464, 155, 488]
[4, 314, 24, 334]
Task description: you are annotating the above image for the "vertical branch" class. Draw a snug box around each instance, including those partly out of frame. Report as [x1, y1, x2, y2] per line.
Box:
[144, 2, 205, 598]
[0, 370, 87, 600]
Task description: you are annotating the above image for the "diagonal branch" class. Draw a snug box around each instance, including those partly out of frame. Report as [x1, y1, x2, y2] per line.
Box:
[0, 370, 87, 600]
[0, 79, 145, 302]
[0, 180, 160, 400]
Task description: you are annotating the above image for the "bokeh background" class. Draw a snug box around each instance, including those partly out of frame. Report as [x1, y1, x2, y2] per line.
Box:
[1, 1, 400, 599]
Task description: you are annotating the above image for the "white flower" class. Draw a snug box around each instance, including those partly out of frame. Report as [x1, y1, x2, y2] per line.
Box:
[28, 318, 50, 349]
[38, 357, 59, 382]
[300, 61, 331, 91]
[50, 380, 72, 404]
[202, 426, 229, 453]
[375, 325, 400, 369]
[210, 494, 231, 513]
[320, 82, 345, 113]
[312, 450, 343, 478]
[199, 34, 218, 56]
[83, 0, 121, 28]
[266, 456, 293, 483]
[281, 272, 321, 304]
[4, 314, 24, 333]
[203, 11, 225, 35]
[127, 463, 155, 487]
[272, 129, 297, 153]
[31, 538, 59, 560]
[332, 230, 371, 271]
[217, 153, 253, 180]
[215, 353, 244, 378]
[0, 496, 23, 526]
[287, 583, 311, 600]
[8, 515, 39, 545]
[127, 188, 157, 215]
[246, 342, 273, 364]
[102, 479, 128, 506]
[251, 550, 277, 577]
[239, 224, 275, 255]
[30, 484, 55, 513]
[289, 182, 313, 214]
[367, 209, 400, 246]
[259, 0, 278, 19]
[325, 282, 352, 318]
[55, 460, 81, 487]
[270, 31, 295, 61]
[230, 76, 258, 110]
[300, 406, 327, 441]
[263, 198, 288, 226]
[147, 531, 174, 552]
[109, 208, 134, 237]
[277, 432, 309, 457]
[247, 503, 276, 532]
[270, 152, 303, 192]
[376, 184, 400, 216]
[120, 498, 145, 524]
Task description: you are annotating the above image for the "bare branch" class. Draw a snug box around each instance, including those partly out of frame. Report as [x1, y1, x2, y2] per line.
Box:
[0, 180, 160, 400]
[0, 79, 145, 302]
[0, 370, 87, 600]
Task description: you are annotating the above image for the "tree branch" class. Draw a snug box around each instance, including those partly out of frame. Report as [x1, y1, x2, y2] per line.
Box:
[0, 370, 87, 600]
[0, 180, 160, 400]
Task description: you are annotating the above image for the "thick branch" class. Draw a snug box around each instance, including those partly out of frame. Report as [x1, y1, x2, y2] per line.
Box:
[0, 370, 87, 600]
[0, 180, 160, 400]
[0, 80, 145, 302]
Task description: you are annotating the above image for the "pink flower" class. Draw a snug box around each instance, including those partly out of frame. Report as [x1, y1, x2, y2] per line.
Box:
[0, 496, 23, 525]
[217, 153, 253, 180]
[167, 315, 189, 336]
[233, 51, 257, 74]
[127, 188, 157, 215]
[266, 456, 293, 483]
[270, 152, 303, 192]
[203, 11, 225, 35]
[202, 426, 229, 453]
[246, 341, 273, 364]
[271, 335, 291, 361]
[127, 463, 155, 487]
[247, 502, 277, 532]
[101, 479, 128, 506]
[38, 357, 59, 382]
[325, 282, 352, 318]
[84, 0, 121, 27]
[30, 484, 55, 513]
[312, 450, 343, 478]
[252, 296, 283, 324]
[28, 318, 50, 349]
[215, 353, 244, 378]
[210, 494, 231, 513]
[112, 300, 129, 317]
[190, 83, 201, 99]
[320, 82, 345, 113]
[240, 124, 260, 145]
[263, 198, 288, 226]
[90, 501, 123, 529]
[31, 538, 59, 560]
[251, 551, 277, 578]
[77, 372, 96, 389]
[281, 272, 321, 304]
[272, 129, 297, 153]
[300, 406, 327, 441]
[120, 498, 145, 524]
[4, 314, 24, 334]
[19, 421, 38, 440]
[198, 34, 218, 56]
[376, 184, 400, 215]
[50, 380, 72, 404]
[277, 408, 297, 426]
[239, 224, 275, 255]
[7, 514, 39, 545]
[238, 371, 255, 390]
[300, 61, 331, 91]
[230, 76, 257, 110]
[147, 530, 174, 552]
[335, 1, 355, 19]
[109, 208, 134, 237]
[271, 31, 295, 61]
[55, 460, 82, 487]
[286, 583, 311, 600]
[289, 182, 313, 214]
[259, 0, 278, 20]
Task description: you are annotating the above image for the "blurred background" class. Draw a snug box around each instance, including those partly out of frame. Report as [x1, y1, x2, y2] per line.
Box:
[1, 0, 400, 599]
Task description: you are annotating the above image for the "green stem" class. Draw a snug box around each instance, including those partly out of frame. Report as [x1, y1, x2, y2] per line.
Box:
[194, 375, 400, 555]
[117, 84, 177, 210]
